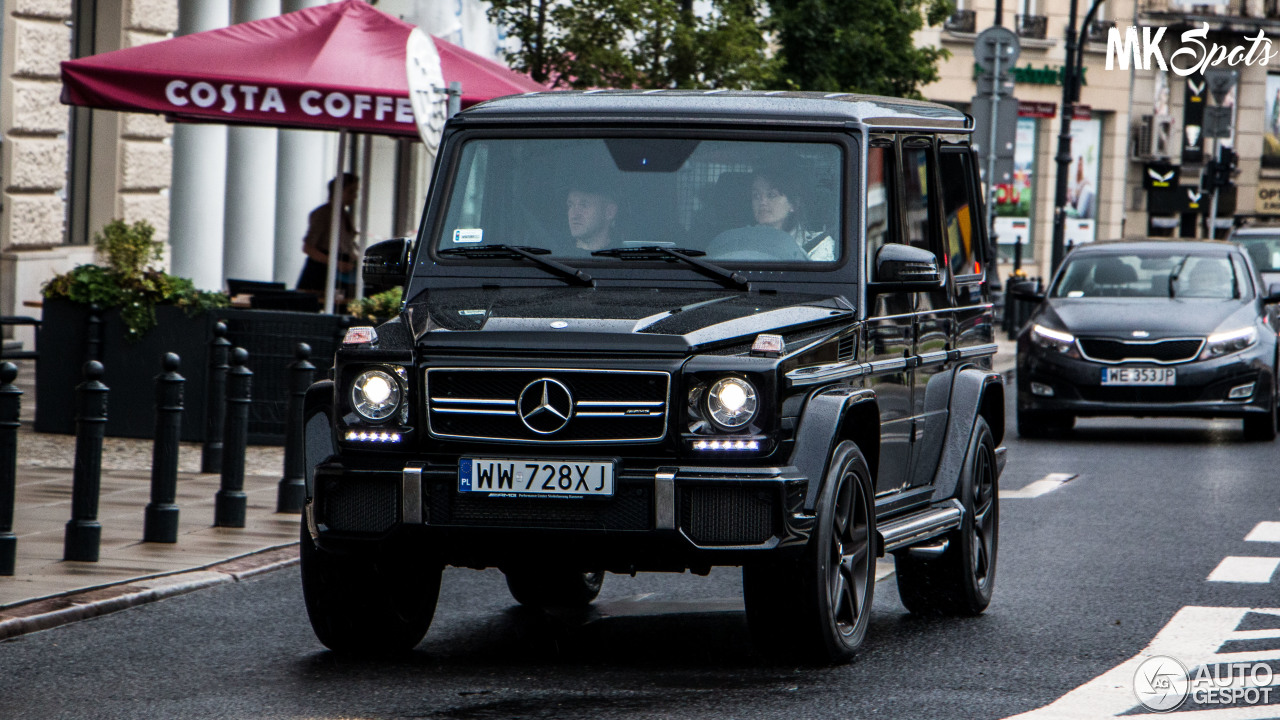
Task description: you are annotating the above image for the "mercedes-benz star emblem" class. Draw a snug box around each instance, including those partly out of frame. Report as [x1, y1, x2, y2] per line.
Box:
[517, 378, 574, 435]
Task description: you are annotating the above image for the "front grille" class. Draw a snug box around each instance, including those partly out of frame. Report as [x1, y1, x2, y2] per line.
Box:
[319, 477, 398, 533]
[680, 487, 775, 546]
[1078, 337, 1204, 364]
[427, 482, 651, 530]
[426, 368, 670, 443]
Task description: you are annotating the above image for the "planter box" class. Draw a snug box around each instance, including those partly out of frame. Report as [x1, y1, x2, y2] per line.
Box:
[35, 299, 346, 445]
[35, 298, 212, 442]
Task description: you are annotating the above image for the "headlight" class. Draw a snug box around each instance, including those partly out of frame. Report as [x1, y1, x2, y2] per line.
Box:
[1030, 324, 1079, 357]
[1200, 327, 1257, 360]
[706, 377, 758, 429]
[351, 369, 401, 421]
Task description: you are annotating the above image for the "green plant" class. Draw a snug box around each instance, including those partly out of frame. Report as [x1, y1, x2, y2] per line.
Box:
[42, 219, 229, 340]
[346, 287, 403, 324]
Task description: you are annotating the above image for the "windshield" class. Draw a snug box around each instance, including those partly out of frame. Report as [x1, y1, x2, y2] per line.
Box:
[1236, 235, 1280, 272]
[433, 137, 844, 266]
[1052, 251, 1242, 299]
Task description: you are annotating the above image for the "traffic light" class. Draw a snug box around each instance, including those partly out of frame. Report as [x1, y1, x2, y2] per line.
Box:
[1203, 160, 1224, 191]
[1215, 145, 1237, 188]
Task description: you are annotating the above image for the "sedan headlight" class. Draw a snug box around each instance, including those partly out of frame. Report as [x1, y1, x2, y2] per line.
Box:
[706, 377, 758, 429]
[1200, 327, 1257, 360]
[1030, 324, 1079, 357]
[351, 369, 401, 421]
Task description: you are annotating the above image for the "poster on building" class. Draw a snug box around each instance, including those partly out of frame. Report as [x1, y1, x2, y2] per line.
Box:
[1265, 74, 1280, 168]
[994, 117, 1037, 260]
[1065, 116, 1101, 246]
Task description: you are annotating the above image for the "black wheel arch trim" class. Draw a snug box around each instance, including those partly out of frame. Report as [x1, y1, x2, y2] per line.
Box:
[303, 379, 337, 503]
[789, 386, 880, 514]
[930, 367, 1004, 504]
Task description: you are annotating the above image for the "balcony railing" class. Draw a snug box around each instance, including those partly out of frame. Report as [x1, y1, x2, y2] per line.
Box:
[1086, 19, 1116, 44]
[944, 9, 977, 34]
[1140, 0, 1278, 18]
[1015, 14, 1048, 40]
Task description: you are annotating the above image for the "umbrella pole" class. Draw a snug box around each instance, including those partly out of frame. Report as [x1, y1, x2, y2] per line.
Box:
[354, 133, 373, 302]
[323, 129, 348, 315]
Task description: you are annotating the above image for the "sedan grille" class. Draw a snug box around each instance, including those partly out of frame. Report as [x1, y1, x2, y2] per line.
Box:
[426, 368, 670, 443]
[1077, 337, 1204, 364]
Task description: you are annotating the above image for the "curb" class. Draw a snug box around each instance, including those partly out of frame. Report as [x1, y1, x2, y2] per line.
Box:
[0, 543, 299, 642]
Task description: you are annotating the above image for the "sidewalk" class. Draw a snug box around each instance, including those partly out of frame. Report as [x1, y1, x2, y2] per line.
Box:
[0, 337, 1018, 639]
[0, 358, 300, 639]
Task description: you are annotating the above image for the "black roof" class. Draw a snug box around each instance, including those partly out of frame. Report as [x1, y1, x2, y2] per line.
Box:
[457, 90, 971, 131]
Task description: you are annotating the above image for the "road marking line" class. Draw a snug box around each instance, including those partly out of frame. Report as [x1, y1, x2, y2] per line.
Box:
[1003, 606, 1280, 719]
[1207, 557, 1280, 583]
[1245, 521, 1280, 543]
[999, 473, 1077, 499]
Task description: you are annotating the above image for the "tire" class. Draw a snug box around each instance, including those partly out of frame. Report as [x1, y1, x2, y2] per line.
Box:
[743, 441, 875, 664]
[1016, 408, 1073, 438]
[896, 417, 998, 616]
[1243, 407, 1277, 442]
[299, 518, 442, 655]
[504, 568, 604, 608]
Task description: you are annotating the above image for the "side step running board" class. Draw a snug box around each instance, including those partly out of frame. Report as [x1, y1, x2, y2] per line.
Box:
[879, 499, 963, 554]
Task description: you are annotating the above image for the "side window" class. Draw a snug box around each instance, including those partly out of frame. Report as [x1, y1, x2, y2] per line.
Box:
[866, 143, 898, 262]
[900, 140, 936, 257]
[938, 150, 981, 278]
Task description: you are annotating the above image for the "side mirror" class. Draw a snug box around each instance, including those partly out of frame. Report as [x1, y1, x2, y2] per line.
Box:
[1265, 282, 1280, 305]
[362, 237, 411, 295]
[872, 244, 943, 290]
[1009, 279, 1046, 302]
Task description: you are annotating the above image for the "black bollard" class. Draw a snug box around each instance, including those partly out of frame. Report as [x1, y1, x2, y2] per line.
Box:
[0, 362, 21, 575]
[144, 353, 184, 543]
[201, 321, 230, 474]
[214, 347, 251, 528]
[85, 304, 103, 363]
[277, 343, 314, 513]
[65, 361, 108, 562]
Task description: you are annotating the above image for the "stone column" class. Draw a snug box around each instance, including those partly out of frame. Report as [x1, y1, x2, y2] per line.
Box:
[274, 0, 331, 288]
[169, 0, 230, 290]
[222, 0, 281, 284]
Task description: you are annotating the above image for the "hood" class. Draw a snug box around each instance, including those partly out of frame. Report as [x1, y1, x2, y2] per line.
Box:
[1038, 297, 1254, 338]
[405, 286, 853, 354]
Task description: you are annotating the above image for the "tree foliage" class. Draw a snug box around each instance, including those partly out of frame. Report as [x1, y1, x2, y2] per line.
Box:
[767, 0, 954, 98]
[487, 0, 771, 90]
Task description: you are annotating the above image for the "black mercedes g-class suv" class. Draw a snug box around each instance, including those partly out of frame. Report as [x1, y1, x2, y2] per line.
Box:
[301, 90, 1006, 664]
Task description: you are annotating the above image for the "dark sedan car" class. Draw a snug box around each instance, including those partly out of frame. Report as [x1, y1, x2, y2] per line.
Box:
[1016, 240, 1280, 440]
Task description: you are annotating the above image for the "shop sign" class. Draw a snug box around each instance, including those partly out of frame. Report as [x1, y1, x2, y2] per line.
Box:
[1258, 181, 1280, 214]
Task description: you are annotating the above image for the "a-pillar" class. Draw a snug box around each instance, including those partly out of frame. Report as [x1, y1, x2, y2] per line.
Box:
[274, 0, 332, 288]
[223, 0, 282, 284]
[169, 0, 230, 291]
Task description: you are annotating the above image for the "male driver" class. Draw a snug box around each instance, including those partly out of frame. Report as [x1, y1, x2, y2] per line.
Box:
[567, 186, 618, 252]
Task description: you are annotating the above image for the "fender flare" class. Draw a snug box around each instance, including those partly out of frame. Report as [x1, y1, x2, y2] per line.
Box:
[302, 380, 336, 502]
[930, 367, 1005, 503]
[789, 386, 879, 514]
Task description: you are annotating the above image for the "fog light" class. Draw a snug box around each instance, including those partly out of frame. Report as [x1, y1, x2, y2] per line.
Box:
[1229, 383, 1255, 400]
[692, 438, 760, 451]
[1031, 382, 1055, 397]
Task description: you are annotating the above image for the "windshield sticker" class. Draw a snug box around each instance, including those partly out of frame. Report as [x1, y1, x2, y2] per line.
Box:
[453, 228, 483, 244]
[458, 309, 486, 316]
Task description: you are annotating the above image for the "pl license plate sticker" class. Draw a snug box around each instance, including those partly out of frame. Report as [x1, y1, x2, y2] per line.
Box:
[459, 458, 615, 497]
[453, 228, 483, 244]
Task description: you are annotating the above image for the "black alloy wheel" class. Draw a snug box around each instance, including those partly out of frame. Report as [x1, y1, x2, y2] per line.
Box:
[896, 417, 998, 616]
[743, 441, 875, 664]
[1242, 393, 1278, 441]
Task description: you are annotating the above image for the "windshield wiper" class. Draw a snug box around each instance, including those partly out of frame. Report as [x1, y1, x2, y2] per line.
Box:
[1167, 255, 1189, 298]
[592, 245, 750, 290]
[439, 245, 594, 287]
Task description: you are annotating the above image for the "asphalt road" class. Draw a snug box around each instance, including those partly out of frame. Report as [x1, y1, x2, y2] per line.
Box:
[3, 407, 1280, 719]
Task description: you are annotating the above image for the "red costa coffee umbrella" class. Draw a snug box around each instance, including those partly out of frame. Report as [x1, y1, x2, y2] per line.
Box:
[60, 0, 546, 137]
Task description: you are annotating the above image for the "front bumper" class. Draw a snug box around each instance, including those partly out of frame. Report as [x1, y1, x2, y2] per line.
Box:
[1017, 338, 1275, 419]
[308, 457, 814, 572]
